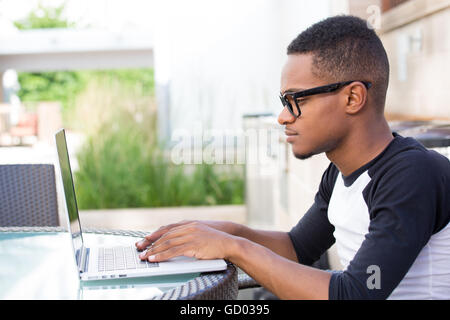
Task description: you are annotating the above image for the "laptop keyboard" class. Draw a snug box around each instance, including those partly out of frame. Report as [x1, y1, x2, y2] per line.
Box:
[97, 246, 159, 272]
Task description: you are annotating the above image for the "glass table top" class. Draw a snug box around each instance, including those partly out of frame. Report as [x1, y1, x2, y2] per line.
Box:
[0, 232, 200, 299]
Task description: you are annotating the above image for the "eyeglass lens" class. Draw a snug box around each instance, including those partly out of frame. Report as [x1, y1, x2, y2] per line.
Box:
[281, 95, 300, 117]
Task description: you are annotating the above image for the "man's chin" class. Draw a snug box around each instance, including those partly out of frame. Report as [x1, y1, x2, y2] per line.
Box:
[293, 151, 315, 160]
[291, 140, 334, 160]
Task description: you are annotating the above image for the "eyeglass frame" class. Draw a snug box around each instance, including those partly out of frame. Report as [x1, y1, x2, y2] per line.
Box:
[279, 80, 372, 118]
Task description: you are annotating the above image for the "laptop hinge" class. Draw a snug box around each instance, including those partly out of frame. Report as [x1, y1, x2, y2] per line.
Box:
[77, 246, 90, 274]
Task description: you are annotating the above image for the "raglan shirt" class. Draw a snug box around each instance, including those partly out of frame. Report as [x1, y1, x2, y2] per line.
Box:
[288, 133, 450, 299]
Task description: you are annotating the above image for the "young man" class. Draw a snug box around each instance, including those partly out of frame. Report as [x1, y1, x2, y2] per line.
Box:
[136, 16, 450, 299]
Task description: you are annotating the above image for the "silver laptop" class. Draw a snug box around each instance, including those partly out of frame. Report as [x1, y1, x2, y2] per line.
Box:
[55, 128, 227, 281]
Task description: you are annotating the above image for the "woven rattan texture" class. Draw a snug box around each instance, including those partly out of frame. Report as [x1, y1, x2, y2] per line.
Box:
[237, 272, 260, 289]
[0, 164, 59, 227]
[0, 227, 239, 299]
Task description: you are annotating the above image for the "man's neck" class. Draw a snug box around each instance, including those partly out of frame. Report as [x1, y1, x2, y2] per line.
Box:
[326, 118, 394, 177]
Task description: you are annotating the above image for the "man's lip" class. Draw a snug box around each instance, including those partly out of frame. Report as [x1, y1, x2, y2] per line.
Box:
[284, 130, 298, 136]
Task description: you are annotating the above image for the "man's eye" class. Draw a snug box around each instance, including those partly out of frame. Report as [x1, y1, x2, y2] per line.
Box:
[296, 99, 306, 105]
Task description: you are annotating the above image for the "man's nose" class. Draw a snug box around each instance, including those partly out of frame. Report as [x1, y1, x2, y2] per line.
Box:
[278, 106, 296, 125]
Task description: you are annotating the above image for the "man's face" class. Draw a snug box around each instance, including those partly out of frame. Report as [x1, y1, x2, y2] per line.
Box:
[278, 54, 348, 159]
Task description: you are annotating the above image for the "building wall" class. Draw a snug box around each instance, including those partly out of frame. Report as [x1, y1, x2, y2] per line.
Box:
[328, 0, 450, 119]
[153, 0, 333, 140]
[379, 0, 450, 119]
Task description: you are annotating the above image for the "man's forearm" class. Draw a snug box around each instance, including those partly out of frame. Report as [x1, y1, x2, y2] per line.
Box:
[227, 236, 331, 299]
[230, 223, 298, 262]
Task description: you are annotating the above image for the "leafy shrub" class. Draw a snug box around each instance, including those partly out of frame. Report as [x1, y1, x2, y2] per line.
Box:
[73, 74, 244, 209]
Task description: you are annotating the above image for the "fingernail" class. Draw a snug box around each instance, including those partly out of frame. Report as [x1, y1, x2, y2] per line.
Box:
[148, 255, 156, 261]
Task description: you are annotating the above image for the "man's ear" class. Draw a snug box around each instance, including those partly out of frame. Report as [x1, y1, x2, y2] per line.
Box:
[344, 82, 368, 115]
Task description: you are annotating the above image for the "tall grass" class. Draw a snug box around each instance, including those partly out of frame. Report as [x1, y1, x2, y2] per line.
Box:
[72, 72, 244, 210]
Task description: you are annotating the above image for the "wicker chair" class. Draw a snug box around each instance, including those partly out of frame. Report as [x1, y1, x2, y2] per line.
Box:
[0, 164, 59, 227]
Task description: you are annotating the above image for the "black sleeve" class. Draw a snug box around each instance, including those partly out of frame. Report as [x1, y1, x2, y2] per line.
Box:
[329, 150, 450, 299]
[288, 163, 338, 265]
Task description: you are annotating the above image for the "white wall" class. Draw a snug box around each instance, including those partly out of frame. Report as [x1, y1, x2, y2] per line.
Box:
[153, 0, 333, 142]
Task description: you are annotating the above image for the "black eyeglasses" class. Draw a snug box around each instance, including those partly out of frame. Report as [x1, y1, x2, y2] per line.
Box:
[279, 80, 372, 118]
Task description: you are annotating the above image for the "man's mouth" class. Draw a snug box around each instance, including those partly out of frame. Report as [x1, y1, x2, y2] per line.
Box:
[284, 128, 298, 143]
[284, 129, 298, 136]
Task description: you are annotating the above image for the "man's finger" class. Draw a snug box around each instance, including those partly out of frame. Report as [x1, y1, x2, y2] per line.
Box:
[146, 244, 190, 262]
[139, 234, 191, 260]
[149, 224, 195, 250]
[135, 224, 180, 250]
[135, 235, 156, 251]
[135, 221, 196, 251]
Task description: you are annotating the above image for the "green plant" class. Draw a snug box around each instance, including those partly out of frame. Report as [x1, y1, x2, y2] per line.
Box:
[74, 120, 244, 209]
[13, 2, 75, 30]
[73, 74, 244, 209]
[17, 69, 155, 127]
[14, 1, 81, 117]
[17, 71, 86, 113]
[13, 3, 155, 124]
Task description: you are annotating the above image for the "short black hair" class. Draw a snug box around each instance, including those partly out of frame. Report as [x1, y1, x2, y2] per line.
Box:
[287, 15, 390, 112]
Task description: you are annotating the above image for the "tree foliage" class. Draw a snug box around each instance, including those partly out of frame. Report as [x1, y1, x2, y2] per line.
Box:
[13, 2, 74, 30]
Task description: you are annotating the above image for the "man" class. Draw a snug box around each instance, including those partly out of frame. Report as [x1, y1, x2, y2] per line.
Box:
[136, 15, 450, 299]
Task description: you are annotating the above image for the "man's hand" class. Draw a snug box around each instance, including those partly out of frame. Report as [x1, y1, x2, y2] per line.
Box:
[135, 221, 237, 262]
[135, 220, 331, 299]
[135, 220, 237, 251]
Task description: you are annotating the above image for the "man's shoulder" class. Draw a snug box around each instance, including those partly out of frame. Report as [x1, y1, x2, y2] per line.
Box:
[365, 136, 449, 231]
[368, 135, 450, 181]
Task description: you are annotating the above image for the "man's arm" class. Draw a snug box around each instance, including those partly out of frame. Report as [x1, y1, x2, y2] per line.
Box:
[229, 235, 332, 299]
[231, 175, 338, 265]
[139, 221, 333, 299]
[230, 163, 338, 298]
[136, 220, 298, 261]
[137, 166, 338, 300]
[137, 162, 338, 298]
[137, 197, 336, 298]
[232, 224, 299, 262]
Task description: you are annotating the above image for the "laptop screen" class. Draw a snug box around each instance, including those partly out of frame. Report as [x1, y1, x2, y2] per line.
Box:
[55, 129, 83, 265]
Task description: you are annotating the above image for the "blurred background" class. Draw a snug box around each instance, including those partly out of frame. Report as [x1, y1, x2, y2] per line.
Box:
[0, 0, 449, 273]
